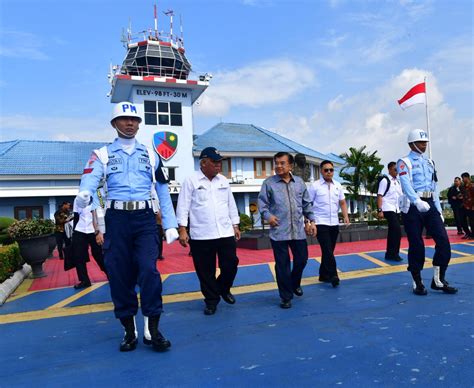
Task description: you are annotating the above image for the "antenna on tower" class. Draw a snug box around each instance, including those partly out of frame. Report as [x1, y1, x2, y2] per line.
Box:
[179, 14, 184, 47]
[163, 9, 174, 41]
[154, 3, 158, 39]
[121, 27, 128, 48]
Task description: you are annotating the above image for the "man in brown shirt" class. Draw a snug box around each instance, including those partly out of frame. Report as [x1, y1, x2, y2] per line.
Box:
[54, 201, 72, 259]
[460, 172, 474, 239]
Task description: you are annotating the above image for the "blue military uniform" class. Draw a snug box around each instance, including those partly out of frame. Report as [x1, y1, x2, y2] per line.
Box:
[80, 138, 178, 319]
[397, 151, 450, 274]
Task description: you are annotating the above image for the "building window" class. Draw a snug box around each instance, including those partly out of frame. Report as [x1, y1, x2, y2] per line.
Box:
[220, 159, 231, 178]
[254, 158, 273, 179]
[144, 100, 182, 126]
[14, 206, 43, 220]
[313, 165, 320, 180]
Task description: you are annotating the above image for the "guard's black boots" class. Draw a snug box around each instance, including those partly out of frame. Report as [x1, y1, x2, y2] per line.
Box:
[431, 266, 458, 294]
[148, 315, 171, 352]
[119, 316, 138, 352]
[411, 272, 427, 296]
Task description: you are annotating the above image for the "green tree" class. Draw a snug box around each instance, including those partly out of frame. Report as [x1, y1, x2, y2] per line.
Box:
[339, 146, 383, 220]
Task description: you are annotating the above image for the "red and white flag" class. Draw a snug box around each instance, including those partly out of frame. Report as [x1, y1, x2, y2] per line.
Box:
[398, 82, 426, 110]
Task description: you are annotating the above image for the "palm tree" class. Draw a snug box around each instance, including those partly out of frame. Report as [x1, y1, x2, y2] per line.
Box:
[339, 146, 383, 221]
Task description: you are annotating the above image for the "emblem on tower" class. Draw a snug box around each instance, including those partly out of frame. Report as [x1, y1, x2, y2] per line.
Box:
[153, 131, 178, 160]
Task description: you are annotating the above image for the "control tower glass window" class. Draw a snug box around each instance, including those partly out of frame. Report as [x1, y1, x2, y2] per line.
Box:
[121, 43, 192, 79]
[144, 100, 183, 127]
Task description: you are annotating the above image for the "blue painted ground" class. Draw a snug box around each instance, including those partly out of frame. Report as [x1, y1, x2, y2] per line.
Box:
[1, 263, 473, 387]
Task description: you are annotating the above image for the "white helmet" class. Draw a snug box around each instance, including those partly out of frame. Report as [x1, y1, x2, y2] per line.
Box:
[407, 128, 429, 143]
[110, 102, 142, 124]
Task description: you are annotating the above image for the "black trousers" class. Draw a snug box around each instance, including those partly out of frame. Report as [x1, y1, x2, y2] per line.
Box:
[460, 208, 474, 235]
[72, 231, 106, 284]
[55, 231, 70, 259]
[451, 204, 463, 233]
[190, 236, 239, 307]
[270, 239, 308, 301]
[316, 225, 339, 279]
[157, 224, 164, 259]
[402, 199, 450, 273]
[383, 211, 401, 260]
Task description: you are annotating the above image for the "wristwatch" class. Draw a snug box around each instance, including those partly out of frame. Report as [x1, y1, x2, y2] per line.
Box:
[377, 208, 383, 212]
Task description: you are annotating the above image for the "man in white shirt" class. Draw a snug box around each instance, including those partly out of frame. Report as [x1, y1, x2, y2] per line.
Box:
[377, 161, 403, 262]
[308, 160, 350, 287]
[71, 197, 107, 289]
[176, 147, 241, 315]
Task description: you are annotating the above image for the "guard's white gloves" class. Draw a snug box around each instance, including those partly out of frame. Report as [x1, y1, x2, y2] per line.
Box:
[414, 198, 430, 213]
[76, 190, 92, 208]
[165, 228, 179, 244]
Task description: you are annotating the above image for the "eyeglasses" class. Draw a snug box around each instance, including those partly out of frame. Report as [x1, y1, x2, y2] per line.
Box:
[323, 168, 334, 173]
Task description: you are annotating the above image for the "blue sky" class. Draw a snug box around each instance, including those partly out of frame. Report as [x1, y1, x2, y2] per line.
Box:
[0, 0, 472, 188]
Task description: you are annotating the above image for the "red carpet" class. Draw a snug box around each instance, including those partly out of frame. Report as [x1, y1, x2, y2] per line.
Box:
[29, 230, 467, 291]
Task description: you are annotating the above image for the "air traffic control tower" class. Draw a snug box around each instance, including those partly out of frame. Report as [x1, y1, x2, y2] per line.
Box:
[108, 8, 209, 187]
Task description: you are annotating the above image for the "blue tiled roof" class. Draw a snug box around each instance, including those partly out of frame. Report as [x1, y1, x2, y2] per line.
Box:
[327, 152, 347, 165]
[194, 123, 342, 164]
[0, 140, 107, 175]
[1, 124, 345, 176]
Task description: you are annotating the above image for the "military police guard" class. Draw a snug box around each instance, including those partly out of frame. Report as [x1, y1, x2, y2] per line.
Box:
[397, 129, 458, 296]
[75, 102, 179, 352]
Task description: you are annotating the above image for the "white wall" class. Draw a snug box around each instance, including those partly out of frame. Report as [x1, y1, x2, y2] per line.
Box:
[130, 85, 195, 185]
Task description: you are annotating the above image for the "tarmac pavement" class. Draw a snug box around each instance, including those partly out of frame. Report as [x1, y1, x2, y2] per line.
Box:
[1, 235, 473, 387]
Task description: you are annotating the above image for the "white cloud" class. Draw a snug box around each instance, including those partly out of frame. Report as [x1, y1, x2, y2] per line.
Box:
[399, 0, 434, 20]
[328, 94, 345, 112]
[320, 34, 347, 48]
[241, 0, 274, 6]
[359, 32, 413, 64]
[428, 35, 473, 94]
[0, 31, 49, 60]
[195, 58, 316, 116]
[0, 115, 112, 142]
[328, 0, 345, 8]
[272, 68, 473, 188]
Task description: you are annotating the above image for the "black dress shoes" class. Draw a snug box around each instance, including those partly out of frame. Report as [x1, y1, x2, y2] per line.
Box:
[331, 276, 340, 288]
[147, 315, 171, 352]
[319, 275, 331, 283]
[151, 331, 171, 351]
[221, 292, 236, 304]
[119, 316, 138, 352]
[413, 283, 428, 295]
[204, 306, 217, 315]
[385, 256, 403, 262]
[74, 281, 91, 290]
[280, 299, 292, 309]
[293, 287, 303, 296]
[431, 279, 458, 294]
[120, 333, 138, 352]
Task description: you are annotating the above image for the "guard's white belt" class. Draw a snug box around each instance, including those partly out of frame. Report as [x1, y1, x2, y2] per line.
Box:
[417, 191, 433, 199]
[106, 200, 151, 211]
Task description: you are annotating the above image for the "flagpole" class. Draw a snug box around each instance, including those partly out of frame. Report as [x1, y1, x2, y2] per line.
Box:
[424, 76, 432, 159]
